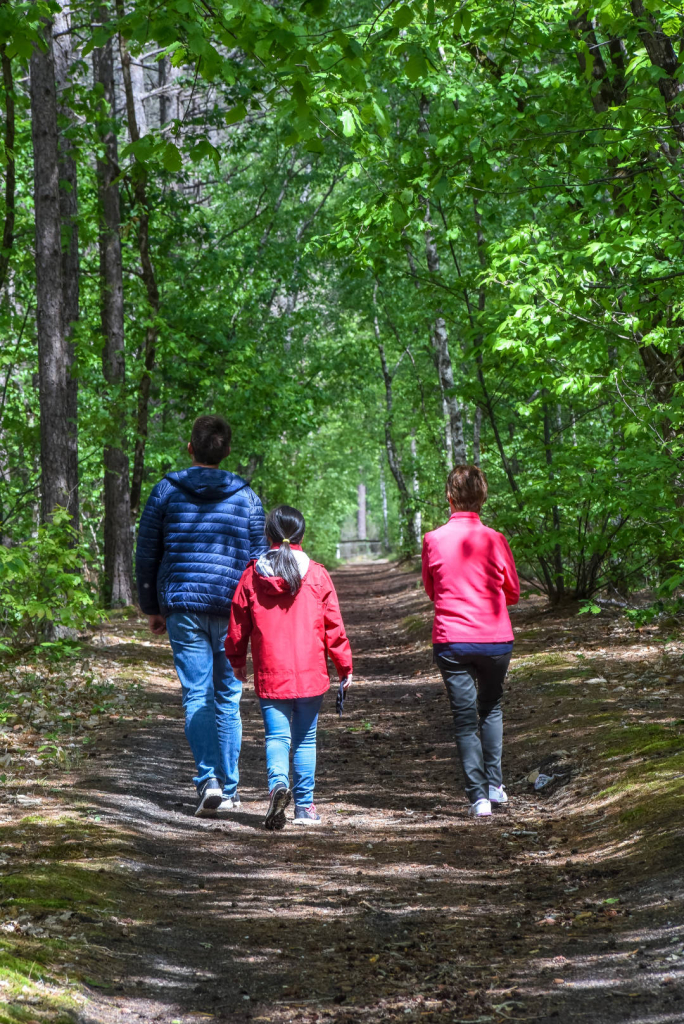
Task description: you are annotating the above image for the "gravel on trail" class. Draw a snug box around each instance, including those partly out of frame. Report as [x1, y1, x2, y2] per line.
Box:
[1, 561, 683, 1024]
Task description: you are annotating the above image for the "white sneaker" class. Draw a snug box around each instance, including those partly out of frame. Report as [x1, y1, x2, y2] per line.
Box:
[489, 784, 508, 806]
[469, 798, 492, 817]
[218, 793, 242, 812]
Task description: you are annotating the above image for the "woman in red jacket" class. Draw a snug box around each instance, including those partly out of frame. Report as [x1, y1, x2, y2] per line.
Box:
[422, 466, 520, 818]
[226, 505, 352, 830]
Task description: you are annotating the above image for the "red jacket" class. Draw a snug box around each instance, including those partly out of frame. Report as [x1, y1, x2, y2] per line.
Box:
[225, 550, 353, 699]
[422, 512, 520, 643]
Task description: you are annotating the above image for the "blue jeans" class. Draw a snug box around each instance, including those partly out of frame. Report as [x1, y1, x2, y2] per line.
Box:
[259, 695, 323, 807]
[166, 612, 242, 796]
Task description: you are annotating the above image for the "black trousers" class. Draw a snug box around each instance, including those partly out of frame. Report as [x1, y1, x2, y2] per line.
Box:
[434, 649, 512, 803]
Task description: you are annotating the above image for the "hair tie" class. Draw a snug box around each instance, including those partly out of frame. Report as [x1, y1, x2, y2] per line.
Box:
[282, 538, 291, 544]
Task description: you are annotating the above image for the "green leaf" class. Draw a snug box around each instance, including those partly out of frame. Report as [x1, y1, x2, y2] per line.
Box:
[393, 5, 414, 28]
[305, 137, 325, 153]
[340, 109, 356, 136]
[405, 53, 427, 82]
[225, 103, 247, 126]
[162, 142, 183, 173]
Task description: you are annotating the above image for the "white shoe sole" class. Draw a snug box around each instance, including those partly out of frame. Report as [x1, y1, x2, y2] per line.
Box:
[292, 817, 323, 826]
[195, 787, 222, 817]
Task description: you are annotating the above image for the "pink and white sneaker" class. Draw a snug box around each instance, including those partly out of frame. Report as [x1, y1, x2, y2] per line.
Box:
[293, 803, 322, 825]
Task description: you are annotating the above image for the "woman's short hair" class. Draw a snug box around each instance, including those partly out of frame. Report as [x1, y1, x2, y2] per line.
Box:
[447, 465, 488, 512]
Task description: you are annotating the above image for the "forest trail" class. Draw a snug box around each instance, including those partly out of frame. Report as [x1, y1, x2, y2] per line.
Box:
[2, 563, 684, 1024]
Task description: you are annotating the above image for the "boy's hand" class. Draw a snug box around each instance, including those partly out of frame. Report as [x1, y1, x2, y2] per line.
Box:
[148, 614, 166, 635]
[234, 667, 247, 684]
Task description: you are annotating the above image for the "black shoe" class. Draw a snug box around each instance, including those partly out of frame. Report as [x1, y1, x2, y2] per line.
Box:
[265, 785, 291, 831]
[195, 778, 223, 818]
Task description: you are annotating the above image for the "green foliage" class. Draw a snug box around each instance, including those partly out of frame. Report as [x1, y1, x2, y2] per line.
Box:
[3, 0, 684, 608]
[0, 510, 98, 647]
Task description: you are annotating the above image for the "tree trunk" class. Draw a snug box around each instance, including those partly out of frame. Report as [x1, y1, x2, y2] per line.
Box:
[116, 14, 160, 524]
[543, 398, 564, 602]
[30, 19, 71, 523]
[0, 47, 15, 293]
[419, 96, 467, 467]
[95, 24, 133, 607]
[53, 4, 80, 529]
[410, 432, 421, 545]
[373, 294, 416, 549]
[379, 454, 390, 550]
[357, 480, 366, 541]
[473, 405, 482, 466]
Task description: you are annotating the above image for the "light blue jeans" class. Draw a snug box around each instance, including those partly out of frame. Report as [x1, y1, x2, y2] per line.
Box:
[259, 695, 324, 807]
[166, 612, 242, 796]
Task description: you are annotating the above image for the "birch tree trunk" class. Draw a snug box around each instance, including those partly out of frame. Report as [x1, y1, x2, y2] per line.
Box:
[410, 432, 421, 545]
[53, 4, 80, 529]
[30, 19, 71, 522]
[379, 455, 390, 551]
[95, 25, 133, 607]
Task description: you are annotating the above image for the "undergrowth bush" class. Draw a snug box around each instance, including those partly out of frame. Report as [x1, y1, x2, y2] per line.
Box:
[0, 509, 99, 651]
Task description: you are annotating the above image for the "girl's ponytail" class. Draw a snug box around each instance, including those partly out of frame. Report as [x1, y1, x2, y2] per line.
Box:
[264, 505, 306, 596]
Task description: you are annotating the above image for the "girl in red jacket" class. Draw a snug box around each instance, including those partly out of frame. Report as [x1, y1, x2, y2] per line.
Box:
[226, 505, 353, 830]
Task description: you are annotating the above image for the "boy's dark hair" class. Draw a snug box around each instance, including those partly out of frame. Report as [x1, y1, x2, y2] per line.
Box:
[190, 415, 231, 466]
[447, 464, 488, 512]
[264, 505, 306, 596]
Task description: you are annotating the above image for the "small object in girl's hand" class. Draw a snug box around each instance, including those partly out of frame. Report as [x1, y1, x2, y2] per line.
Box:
[336, 679, 346, 717]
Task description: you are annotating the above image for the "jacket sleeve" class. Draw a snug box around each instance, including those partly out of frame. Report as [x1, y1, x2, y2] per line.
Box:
[225, 569, 253, 672]
[135, 481, 169, 615]
[499, 534, 520, 606]
[248, 489, 269, 560]
[320, 569, 353, 679]
[421, 535, 435, 602]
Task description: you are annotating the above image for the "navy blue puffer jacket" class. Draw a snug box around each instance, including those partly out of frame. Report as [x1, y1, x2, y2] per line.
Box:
[135, 468, 268, 618]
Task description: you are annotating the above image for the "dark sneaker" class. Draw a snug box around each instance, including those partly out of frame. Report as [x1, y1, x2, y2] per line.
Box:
[195, 778, 223, 818]
[218, 792, 241, 812]
[293, 803, 322, 825]
[265, 785, 291, 831]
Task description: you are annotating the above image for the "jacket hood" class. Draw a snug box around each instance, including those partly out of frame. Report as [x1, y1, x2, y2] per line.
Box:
[254, 549, 311, 595]
[165, 468, 248, 503]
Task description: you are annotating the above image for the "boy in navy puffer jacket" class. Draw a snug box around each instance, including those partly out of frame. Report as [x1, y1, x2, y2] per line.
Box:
[136, 415, 268, 816]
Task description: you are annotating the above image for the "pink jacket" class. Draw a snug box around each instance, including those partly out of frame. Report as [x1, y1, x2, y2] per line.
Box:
[422, 512, 519, 643]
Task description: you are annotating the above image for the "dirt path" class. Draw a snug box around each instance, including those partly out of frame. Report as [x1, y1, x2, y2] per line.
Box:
[1, 562, 684, 1024]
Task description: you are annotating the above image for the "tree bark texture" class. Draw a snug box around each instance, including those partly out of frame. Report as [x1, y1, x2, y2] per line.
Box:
[0, 48, 15, 293]
[30, 20, 72, 523]
[95, 26, 133, 607]
[53, 5, 80, 529]
[116, 15, 160, 524]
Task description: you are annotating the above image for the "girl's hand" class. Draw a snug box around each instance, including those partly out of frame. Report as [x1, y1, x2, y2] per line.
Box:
[234, 667, 248, 684]
[342, 674, 353, 691]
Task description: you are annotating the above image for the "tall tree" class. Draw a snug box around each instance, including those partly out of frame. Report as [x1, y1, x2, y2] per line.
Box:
[30, 17, 71, 522]
[53, 3, 80, 528]
[0, 44, 14, 293]
[95, 20, 133, 606]
[116, 11, 160, 523]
